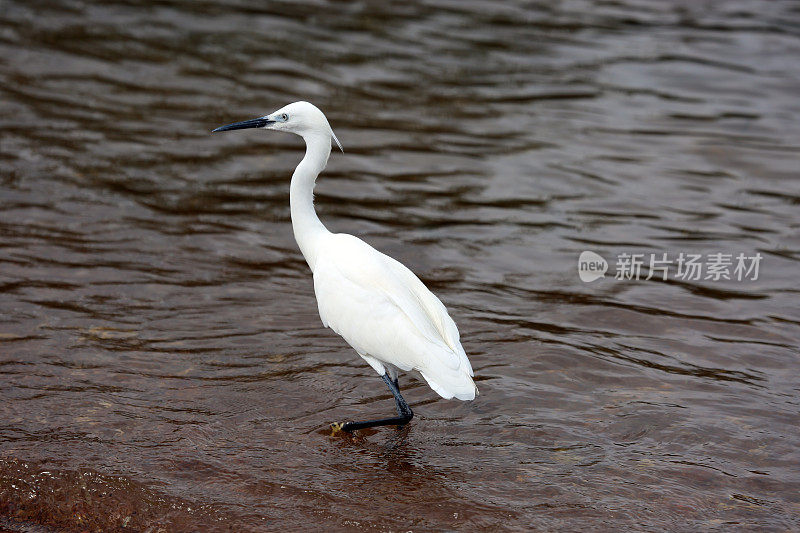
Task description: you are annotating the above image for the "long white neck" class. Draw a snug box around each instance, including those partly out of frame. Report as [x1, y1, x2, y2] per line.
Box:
[290, 133, 332, 272]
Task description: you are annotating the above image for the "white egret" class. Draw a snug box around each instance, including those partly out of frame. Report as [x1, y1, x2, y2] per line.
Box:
[213, 101, 476, 431]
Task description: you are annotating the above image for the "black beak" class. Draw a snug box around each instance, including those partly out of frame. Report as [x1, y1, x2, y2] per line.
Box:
[212, 117, 274, 133]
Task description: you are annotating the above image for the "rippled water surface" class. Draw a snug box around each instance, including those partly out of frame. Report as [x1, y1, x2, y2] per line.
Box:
[2, 0, 800, 530]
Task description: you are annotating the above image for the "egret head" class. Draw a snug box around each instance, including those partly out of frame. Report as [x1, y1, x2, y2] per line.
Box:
[212, 101, 343, 152]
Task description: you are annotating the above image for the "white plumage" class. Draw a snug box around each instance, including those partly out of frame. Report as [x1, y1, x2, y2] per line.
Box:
[213, 101, 476, 430]
[314, 233, 475, 400]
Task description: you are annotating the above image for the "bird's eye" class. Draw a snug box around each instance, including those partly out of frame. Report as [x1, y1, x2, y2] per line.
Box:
[281, 113, 289, 121]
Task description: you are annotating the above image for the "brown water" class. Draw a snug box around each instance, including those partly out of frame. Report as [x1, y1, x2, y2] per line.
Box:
[1, 0, 799, 531]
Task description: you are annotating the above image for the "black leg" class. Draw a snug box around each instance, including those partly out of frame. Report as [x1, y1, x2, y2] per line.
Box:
[334, 374, 414, 432]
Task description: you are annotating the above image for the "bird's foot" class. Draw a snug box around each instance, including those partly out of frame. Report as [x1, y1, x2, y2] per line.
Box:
[330, 422, 349, 435]
[330, 415, 412, 433]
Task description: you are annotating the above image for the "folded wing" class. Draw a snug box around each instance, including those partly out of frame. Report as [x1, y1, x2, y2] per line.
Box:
[313, 233, 475, 399]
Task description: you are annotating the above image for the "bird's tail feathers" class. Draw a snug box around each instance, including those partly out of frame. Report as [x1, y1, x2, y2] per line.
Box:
[419, 355, 477, 401]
